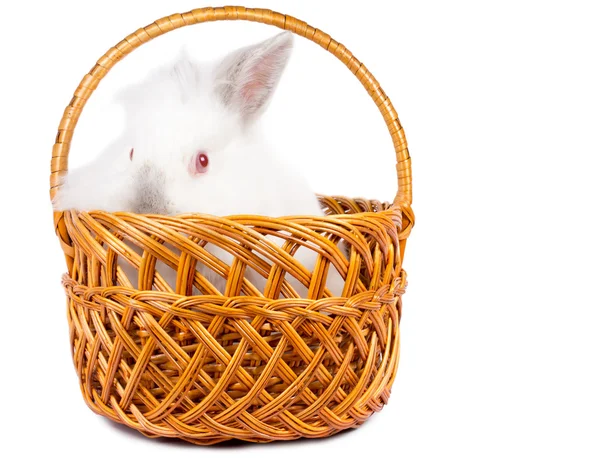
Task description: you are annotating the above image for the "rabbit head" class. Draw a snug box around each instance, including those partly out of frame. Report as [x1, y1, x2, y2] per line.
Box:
[117, 31, 295, 216]
[53, 30, 322, 217]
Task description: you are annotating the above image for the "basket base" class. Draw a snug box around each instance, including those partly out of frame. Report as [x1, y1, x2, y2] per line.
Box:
[93, 392, 389, 445]
[104, 421, 366, 446]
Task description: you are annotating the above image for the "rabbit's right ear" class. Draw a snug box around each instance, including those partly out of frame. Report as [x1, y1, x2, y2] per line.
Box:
[214, 31, 293, 123]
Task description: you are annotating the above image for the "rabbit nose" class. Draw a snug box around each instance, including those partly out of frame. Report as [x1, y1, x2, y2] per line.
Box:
[132, 163, 171, 215]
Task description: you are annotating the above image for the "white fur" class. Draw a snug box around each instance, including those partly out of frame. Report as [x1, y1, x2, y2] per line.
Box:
[53, 32, 345, 297]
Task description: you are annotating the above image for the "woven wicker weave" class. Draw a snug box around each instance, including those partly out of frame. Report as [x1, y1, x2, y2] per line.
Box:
[50, 6, 414, 444]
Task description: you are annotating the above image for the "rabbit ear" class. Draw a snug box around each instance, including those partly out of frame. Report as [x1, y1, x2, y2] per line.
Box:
[214, 31, 293, 122]
[115, 48, 198, 108]
[169, 48, 201, 99]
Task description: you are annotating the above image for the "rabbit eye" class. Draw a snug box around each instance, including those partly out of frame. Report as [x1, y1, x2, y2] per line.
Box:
[191, 152, 209, 175]
[129, 148, 134, 161]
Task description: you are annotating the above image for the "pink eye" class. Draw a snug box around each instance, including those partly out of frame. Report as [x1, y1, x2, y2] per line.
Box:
[190, 152, 210, 175]
[129, 148, 134, 161]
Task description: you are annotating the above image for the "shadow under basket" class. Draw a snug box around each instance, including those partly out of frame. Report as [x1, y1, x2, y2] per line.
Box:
[50, 7, 415, 445]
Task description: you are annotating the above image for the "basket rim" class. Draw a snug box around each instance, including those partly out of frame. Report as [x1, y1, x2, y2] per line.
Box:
[59, 203, 402, 221]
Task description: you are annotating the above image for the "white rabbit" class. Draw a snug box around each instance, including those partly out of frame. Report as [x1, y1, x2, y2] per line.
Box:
[53, 32, 345, 297]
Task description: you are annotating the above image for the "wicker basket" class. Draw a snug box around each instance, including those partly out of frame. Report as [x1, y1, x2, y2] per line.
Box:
[50, 6, 414, 445]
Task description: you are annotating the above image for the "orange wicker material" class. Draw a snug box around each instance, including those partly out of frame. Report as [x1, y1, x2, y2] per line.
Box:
[50, 6, 414, 445]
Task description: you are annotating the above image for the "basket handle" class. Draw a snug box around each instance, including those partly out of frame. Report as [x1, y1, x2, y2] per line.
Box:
[49, 6, 412, 209]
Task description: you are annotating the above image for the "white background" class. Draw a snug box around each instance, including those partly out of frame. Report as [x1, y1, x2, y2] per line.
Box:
[1, 0, 599, 466]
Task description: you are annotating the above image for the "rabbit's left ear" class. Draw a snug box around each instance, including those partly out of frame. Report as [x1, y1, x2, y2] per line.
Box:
[116, 48, 198, 108]
[214, 31, 293, 122]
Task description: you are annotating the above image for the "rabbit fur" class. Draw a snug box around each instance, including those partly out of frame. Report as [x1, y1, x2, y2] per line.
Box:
[53, 32, 345, 297]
